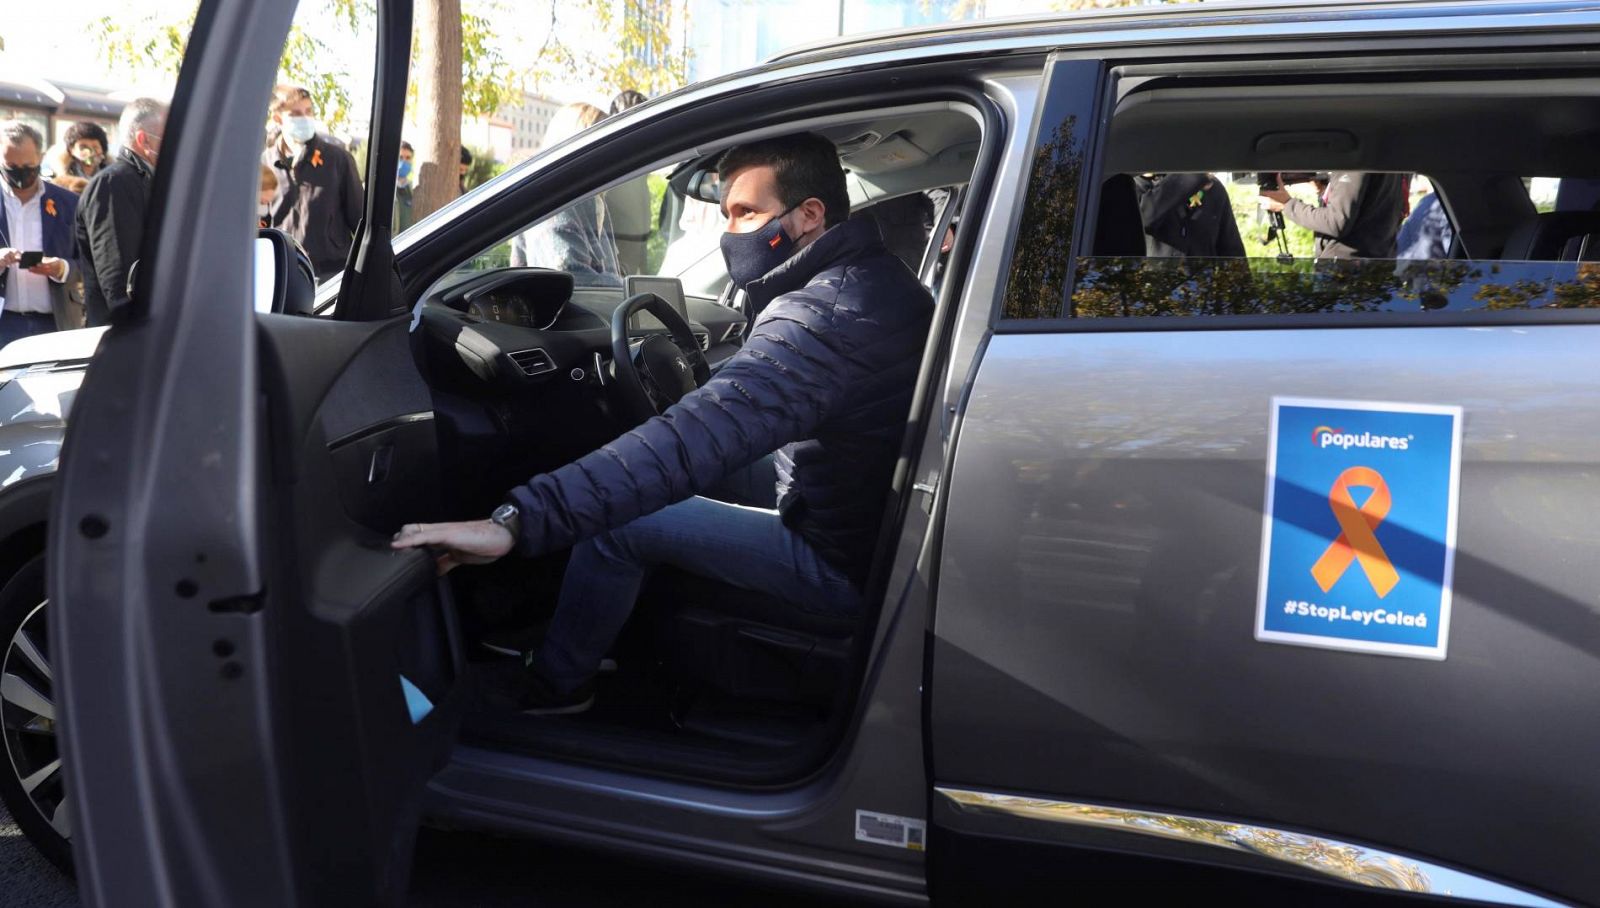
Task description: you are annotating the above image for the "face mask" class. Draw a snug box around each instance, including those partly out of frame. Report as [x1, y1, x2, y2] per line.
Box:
[1, 165, 39, 191]
[719, 207, 798, 290]
[73, 147, 103, 167]
[396, 159, 412, 181]
[259, 202, 271, 220]
[283, 116, 317, 144]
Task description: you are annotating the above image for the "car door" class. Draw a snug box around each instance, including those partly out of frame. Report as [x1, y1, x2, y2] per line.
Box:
[928, 48, 1600, 905]
[47, 1, 465, 905]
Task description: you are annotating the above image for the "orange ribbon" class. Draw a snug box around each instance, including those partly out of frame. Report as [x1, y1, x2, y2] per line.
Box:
[1310, 466, 1399, 598]
[311, 149, 324, 168]
[44, 198, 56, 218]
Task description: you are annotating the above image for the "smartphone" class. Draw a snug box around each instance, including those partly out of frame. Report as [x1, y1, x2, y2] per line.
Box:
[17, 251, 43, 269]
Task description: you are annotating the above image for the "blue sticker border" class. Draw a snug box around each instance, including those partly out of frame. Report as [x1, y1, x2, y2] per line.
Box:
[1253, 396, 1464, 660]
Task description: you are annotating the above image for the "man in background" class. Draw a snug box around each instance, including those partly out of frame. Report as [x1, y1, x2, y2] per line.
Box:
[1132, 173, 1246, 258]
[0, 121, 79, 344]
[75, 98, 166, 326]
[605, 90, 653, 274]
[1261, 171, 1406, 260]
[264, 85, 363, 282]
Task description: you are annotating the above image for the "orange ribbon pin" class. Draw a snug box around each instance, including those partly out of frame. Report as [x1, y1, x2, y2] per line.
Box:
[44, 198, 56, 218]
[1310, 465, 1399, 598]
[311, 149, 324, 168]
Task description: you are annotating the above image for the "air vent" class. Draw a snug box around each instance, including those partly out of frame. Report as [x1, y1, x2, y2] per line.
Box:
[508, 348, 556, 376]
[721, 321, 746, 344]
[693, 332, 710, 352]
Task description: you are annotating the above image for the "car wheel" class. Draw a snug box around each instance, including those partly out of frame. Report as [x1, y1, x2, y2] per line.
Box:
[0, 554, 72, 874]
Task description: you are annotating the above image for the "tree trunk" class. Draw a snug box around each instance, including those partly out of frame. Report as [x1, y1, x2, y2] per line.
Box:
[412, 0, 463, 221]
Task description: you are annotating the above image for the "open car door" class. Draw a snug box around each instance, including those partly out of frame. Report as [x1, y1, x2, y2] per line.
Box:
[47, 0, 464, 905]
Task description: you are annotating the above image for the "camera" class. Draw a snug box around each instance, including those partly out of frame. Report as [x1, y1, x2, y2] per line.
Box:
[1256, 172, 1325, 191]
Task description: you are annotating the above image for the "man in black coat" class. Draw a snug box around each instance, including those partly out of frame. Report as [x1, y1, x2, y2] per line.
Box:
[393, 133, 935, 713]
[75, 98, 166, 326]
[1261, 171, 1407, 260]
[263, 85, 363, 282]
[1131, 173, 1246, 258]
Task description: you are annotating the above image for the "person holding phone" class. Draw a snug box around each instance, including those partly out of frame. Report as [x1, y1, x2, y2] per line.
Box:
[0, 120, 79, 347]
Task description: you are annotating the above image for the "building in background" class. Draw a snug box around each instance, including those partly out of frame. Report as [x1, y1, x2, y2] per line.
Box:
[684, 0, 979, 82]
[503, 92, 564, 154]
[0, 75, 125, 146]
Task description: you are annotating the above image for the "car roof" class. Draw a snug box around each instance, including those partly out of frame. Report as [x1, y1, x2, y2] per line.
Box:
[768, 0, 1600, 65]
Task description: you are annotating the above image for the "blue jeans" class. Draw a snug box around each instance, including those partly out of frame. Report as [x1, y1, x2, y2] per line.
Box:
[0, 312, 56, 348]
[531, 457, 861, 693]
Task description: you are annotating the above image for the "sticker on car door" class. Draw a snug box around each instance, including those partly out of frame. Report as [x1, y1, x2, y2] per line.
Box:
[1255, 397, 1463, 660]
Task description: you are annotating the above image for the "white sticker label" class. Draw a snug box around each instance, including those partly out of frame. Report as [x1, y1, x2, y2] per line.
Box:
[855, 809, 926, 851]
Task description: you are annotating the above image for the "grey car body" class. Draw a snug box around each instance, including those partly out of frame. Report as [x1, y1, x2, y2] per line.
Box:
[5, 1, 1598, 905]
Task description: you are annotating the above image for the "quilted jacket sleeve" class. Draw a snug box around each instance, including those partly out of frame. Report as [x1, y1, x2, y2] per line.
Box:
[505, 292, 851, 557]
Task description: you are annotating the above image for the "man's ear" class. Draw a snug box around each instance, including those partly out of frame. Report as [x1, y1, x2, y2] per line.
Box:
[795, 197, 829, 235]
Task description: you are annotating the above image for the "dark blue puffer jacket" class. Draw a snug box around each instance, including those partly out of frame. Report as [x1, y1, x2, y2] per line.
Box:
[506, 216, 933, 587]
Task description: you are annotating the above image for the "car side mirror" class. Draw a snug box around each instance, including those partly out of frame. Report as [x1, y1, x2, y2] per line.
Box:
[254, 227, 316, 315]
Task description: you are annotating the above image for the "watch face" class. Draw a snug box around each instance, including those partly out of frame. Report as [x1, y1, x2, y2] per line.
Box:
[492, 504, 517, 524]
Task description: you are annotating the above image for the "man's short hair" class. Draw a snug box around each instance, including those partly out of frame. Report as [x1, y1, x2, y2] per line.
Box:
[400, 140, 414, 154]
[460, 145, 473, 165]
[717, 133, 849, 227]
[271, 84, 313, 115]
[0, 120, 45, 153]
[63, 121, 109, 153]
[117, 98, 168, 149]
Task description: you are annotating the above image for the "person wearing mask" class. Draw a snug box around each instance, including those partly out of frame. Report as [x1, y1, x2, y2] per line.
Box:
[46, 121, 111, 185]
[0, 120, 79, 345]
[1132, 173, 1247, 258]
[511, 103, 621, 286]
[393, 133, 934, 714]
[74, 98, 165, 327]
[395, 140, 415, 232]
[605, 90, 653, 274]
[459, 145, 473, 194]
[1260, 171, 1407, 260]
[263, 84, 363, 282]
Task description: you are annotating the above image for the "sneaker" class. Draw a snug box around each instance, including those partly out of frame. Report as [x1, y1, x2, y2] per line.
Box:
[516, 669, 595, 716]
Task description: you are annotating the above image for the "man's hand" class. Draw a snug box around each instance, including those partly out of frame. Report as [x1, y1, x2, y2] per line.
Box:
[28, 257, 67, 281]
[1259, 187, 1290, 212]
[0, 248, 18, 269]
[391, 519, 515, 574]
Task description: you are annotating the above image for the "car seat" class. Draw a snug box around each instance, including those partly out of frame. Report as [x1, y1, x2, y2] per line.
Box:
[1499, 211, 1600, 261]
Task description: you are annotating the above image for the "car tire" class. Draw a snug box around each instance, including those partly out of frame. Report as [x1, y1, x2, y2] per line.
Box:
[0, 554, 72, 875]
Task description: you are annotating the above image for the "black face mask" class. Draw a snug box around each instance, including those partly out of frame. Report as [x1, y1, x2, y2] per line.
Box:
[719, 207, 798, 290]
[1, 165, 39, 191]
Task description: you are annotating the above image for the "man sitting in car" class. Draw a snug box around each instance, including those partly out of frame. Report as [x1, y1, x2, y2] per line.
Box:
[393, 132, 934, 714]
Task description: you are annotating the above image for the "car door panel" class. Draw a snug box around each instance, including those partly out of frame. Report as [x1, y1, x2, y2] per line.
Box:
[934, 325, 1600, 903]
[253, 312, 463, 903]
[928, 51, 1597, 907]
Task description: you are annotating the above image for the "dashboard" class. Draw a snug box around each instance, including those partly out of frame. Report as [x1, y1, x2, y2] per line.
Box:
[468, 290, 535, 327]
[416, 267, 749, 397]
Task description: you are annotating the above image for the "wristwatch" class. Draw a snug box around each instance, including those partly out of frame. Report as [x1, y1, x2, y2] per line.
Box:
[490, 503, 521, 540]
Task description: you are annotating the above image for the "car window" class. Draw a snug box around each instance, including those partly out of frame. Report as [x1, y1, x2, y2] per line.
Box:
[456, 163, 725, 294]
[995, 66, 1600, 323]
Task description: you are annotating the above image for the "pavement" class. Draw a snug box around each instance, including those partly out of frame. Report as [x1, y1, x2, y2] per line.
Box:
[0, 802, 74, 908]
[1, 800, 850, 906]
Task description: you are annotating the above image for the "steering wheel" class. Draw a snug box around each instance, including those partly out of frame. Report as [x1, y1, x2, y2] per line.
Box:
[611, 292, 711, 425]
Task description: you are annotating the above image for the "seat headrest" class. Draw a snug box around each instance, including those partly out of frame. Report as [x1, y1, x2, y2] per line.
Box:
[1501, 210, 1600, 261]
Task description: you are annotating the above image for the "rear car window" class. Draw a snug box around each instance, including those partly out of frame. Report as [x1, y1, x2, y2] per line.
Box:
[999, 65, 1600, 322]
